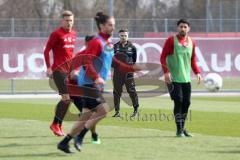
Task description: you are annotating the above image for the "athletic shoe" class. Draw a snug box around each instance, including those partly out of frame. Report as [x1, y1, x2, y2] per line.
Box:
[176, 130, 185, 137]
[59, 125, 65, 136]
[91, 133, 101, 144]
[57, 143, 73, 154]
[183, 130, 193, 137]
[74, 136, 83, 151]
[112, 112, 120, 117]
[130, 110, 138, 118]
[91, 138, 101, 144]
[50, 123, 64, 136]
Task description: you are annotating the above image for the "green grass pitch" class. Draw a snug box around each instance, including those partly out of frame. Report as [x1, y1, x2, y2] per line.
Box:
[0, 77, 239, 93]
[0, 96, 240, 160]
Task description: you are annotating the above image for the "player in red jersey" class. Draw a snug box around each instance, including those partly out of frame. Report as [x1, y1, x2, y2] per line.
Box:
[57, 12, 144, 153]
[69, 35, 101, 144]
[44, 10, 77, 136]
[160, 19, 202, 137]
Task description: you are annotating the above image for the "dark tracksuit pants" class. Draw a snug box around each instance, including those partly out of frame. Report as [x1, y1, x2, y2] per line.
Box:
[168, 82, 191, 131]
[113, 72, 139, 113]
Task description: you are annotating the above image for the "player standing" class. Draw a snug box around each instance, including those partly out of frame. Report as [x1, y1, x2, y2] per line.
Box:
[112, 29, 139, 118]
[160, 19, 202, 137]
[44, 10, 76, 136]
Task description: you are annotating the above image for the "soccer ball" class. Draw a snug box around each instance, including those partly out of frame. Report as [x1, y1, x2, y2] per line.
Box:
[203, 73, 223, 92]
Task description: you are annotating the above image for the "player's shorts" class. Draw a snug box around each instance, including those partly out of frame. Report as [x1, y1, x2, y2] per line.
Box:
[52, 71, 68, 94]
[80, 84, 105, 110]
[71, 96, 84, 112]
[167, 82, 191, 102]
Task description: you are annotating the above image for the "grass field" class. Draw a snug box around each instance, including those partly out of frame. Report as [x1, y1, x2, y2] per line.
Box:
[0, 96, 240, 160]
[0, 77, 239, 93]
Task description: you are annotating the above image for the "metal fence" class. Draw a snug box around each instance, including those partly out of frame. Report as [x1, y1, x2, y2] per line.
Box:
[0, 18, 240, 38]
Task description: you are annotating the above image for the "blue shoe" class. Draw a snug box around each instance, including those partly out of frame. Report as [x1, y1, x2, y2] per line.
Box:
[57, 143, 74, 154]
[74, 136, 83, 151]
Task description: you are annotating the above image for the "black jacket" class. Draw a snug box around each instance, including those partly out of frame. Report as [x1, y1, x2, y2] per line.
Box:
[113, 41, 137, 65]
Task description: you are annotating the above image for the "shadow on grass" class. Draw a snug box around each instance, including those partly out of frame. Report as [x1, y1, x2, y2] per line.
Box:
[0, 134, 178, 149]
[98, 134, 176, 139]
[0, 142, 57, 148]
[0, 135, 51, 139]
[0, 152, 68, 158]
[208, 150, 240, 154]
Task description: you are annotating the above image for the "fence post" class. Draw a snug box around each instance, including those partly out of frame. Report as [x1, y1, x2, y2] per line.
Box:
[11, 79, 16, 94]
[164, 18, 168, 37]
[206, 0, 210, 33]
[219, 0, 223, 32]
[91, 18, 94, 35]
[236, 0, 238, 32]
[11, 17, 15, 37]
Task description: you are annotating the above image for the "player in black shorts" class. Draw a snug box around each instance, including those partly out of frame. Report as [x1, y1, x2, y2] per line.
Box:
[69, 35, 100, 144]
[57, 12, 141, 153]
[70, 80, 101, 145]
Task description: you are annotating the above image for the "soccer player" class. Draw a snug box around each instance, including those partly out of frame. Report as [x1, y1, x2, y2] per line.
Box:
[69, 35, 100, 144]
[44, 10, 76, 136]
[112, 29, 139, 118]
[160, 19, 202, 137]
[57, 11, 141, 153]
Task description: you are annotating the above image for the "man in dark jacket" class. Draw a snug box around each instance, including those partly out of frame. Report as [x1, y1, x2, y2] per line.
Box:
[112, 29, 139, 118]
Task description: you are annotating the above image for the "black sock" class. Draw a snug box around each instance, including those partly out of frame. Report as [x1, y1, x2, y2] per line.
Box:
[60, 134, 72, 145]
[91, 132, 98, 141]
[77, 127, 89, 140]
[173, 100, 183, 132]
[181, 116, 186, 130]
[181, 100, 190, 131]
[176, 119, 183, 132]
[53, 116, 60, 124]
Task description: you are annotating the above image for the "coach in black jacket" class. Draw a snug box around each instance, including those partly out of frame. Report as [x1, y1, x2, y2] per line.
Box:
[112, 29, 139, 118]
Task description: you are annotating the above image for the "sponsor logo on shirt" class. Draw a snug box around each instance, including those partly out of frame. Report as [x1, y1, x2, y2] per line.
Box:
[64, 37, 76, 43]
[63, 44, 75, 48]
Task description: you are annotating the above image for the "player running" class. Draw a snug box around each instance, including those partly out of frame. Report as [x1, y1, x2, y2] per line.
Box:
[69, 35, 101, 144]
[57, 11, 142, 153]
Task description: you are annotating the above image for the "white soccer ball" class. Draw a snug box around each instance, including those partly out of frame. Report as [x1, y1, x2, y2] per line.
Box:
[203, 73, 223, 92]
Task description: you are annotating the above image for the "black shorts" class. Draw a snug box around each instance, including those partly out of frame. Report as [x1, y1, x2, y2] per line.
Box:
[52, 71, 68, 94]
[71, 96, 84, 112]
[167, 82, 191, 102]
[80, 84, 105, 110]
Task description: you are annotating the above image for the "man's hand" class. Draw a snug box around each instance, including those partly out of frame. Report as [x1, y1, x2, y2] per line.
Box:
[133, 63, 147, 71]
[196, 73, 202, 85]
[94, 77, 105, 85]
[164, 72, 172, 84]
[70, 70, 80, 80]
[46, 68, 53, 78]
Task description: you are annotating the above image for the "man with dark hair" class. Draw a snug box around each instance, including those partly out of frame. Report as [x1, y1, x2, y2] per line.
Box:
[44, 10, 76, 136]
[85, 35, 95, 42]
[57, 12, 143, 153]
[160, 19, 202, 137]
[69, 35, 100, 144]
[112, 29, 139, 118]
